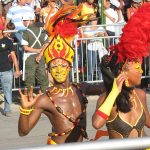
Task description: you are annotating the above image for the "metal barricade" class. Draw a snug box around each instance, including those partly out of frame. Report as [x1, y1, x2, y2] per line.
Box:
[17, 137, 150, 150]
[71, 23, 123, 83]
[72, 24, 150, 85]
[1, 24, 150, 91]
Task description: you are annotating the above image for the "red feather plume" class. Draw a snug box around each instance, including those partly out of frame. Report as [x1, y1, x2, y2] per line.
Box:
[45, 4, 89, 43]
[110, 3, 150, 63]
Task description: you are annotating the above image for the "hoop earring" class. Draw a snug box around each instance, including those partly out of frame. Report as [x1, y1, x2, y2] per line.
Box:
[125, 79, 129, 87]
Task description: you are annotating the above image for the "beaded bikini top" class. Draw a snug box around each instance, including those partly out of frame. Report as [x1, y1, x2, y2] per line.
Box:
[106, 91, 146, 138]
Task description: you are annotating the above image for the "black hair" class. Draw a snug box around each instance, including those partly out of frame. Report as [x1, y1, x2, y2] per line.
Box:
[6, 21, 15, 30]
[101, 54, 133, 113]
[42, 1, 49, 7]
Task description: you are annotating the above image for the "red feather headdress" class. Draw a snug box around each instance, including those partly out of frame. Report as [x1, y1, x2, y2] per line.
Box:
[45, 4, 89, 43]
[44, 4, 90, 64]
[110, 3, 150, 63]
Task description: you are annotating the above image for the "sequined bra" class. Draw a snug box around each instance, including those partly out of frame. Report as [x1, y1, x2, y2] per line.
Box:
[106, 108, 146, 138]
[106, 90, 146, 138]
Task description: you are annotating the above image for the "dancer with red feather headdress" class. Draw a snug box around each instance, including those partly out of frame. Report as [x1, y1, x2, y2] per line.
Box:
[92, 3, 150, 142]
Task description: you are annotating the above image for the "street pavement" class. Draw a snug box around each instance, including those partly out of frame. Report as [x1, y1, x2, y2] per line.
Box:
[0, 92, 150, 150]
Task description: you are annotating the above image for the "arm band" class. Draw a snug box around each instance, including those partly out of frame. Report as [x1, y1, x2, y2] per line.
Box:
[97, 78, 119, 120]
[96, 109, 109, 120]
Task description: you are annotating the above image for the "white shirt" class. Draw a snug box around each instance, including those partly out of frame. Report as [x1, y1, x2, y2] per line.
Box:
[27, 0, 41, 9]
[105, 8, 118, 32]
[110, 0, 120, 8]
[83, 26, 105, 37]
[7, 4, 34, 30]
[82, 26, 106, 51]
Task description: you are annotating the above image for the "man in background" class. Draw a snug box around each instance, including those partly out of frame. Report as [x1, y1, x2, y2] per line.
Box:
[21, 13, 49, 92]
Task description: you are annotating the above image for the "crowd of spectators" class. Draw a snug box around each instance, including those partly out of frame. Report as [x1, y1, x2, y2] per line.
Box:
[0, 0, 145, 37]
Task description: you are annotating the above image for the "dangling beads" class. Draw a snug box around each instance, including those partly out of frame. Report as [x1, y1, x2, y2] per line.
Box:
[125, 79, 130, 87]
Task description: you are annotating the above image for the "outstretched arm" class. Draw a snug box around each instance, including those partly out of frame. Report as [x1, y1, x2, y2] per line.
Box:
[18, 87, 43, 136]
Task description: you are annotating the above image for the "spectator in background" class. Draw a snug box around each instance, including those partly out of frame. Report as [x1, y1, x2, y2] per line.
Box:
[81, 16, 108, 81]
[144, 0, 150, 2]
[114, 7, 125, 44]
[40, 1, 50, 23]
[40, 0, 59, 24]
[5, 0, 35, 72]
[105, 0, 124, 22]
[26, 0, 41, 22]
[0, 24, 21, 117]
[0, 14, 5, 28]
[0, 0, 2, 15]
[0, 0, 13, 16]
[44, 0, 59, 30]
[21, 13, 49, 92]
[76, 0, 98, 79]
[104, 0, 118, 45]
[127, 0, 142, 21]
[4, 21, 15, 41]
[80, 0, 98, 21]
[109, 0, 123, 9]
[104, 0, 125, 44]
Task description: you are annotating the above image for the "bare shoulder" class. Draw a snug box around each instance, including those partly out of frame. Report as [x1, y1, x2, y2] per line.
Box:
[135, 88, 147, 105]
[34, 87, 53, 109]
[135, 88, 146, 98]
[34, 93, 50, 108]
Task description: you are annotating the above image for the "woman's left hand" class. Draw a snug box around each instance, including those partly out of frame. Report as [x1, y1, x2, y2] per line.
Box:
[115, 72, 127, 93]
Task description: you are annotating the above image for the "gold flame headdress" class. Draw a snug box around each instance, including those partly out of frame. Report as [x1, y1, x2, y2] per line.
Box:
[44, 4, 90, 64]
[44, 35, 74, 64]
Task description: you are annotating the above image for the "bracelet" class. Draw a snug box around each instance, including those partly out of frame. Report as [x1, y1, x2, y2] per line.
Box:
[96, 109, 109, 120]
[19, 106, 34, 116]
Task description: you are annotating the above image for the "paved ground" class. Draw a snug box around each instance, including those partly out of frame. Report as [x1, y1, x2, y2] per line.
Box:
[0, 92, 150, 150]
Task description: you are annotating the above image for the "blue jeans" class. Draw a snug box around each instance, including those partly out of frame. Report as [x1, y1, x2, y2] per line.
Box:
[0, 70, 13, 112]
[87, 50, 98, 81]
[106, 30, 115, 46]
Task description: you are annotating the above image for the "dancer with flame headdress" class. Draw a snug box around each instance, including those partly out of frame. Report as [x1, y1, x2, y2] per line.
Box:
[18, 5, 105, 144]
[92, 3, 150, 140]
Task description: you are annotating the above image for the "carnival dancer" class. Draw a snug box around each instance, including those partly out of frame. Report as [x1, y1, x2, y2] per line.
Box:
[18, 5, 105, 144]
[92, 3, 150, 139]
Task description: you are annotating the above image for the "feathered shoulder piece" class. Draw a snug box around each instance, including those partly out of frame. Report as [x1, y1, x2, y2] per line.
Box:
[45, 4, 89, 43]
[110, 3, 150, 63]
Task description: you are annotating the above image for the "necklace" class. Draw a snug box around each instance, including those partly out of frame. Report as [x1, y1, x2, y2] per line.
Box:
[50, 86, 73, 97]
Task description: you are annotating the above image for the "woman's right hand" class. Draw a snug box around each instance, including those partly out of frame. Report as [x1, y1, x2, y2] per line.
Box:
[18, 86, 42, 109]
